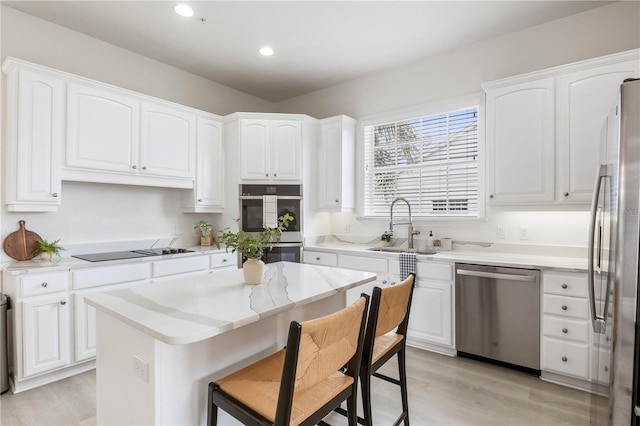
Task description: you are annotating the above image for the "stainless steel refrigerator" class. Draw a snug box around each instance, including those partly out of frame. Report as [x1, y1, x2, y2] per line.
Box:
[589, 78, 640, 425]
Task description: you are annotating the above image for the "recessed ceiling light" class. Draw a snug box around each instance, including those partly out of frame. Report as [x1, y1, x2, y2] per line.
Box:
[259, 47, 274, 57]
[174, 4, 194, 17]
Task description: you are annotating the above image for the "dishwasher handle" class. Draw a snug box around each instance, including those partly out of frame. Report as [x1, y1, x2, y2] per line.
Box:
[456, 269, 537, 282]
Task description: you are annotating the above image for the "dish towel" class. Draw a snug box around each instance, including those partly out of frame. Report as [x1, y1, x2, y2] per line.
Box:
[399, 252, 417, 280]
[263, 195, 278, 228]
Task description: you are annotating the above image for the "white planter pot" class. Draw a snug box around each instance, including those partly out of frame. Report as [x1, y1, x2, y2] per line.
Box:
[243, 258, 265, 285]
[380, 241, 391, 247]
[39, 252, 52, 261]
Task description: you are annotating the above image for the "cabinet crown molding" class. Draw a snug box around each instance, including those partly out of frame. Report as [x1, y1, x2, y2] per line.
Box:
[482, 48, 640, 91]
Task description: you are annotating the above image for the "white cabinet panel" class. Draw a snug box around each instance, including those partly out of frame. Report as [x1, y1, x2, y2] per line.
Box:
[72, 263, 150, 290]
[22, 295, 70, 377]
[239, 119, 302, 181]
[557, 60, 639, 203]
[317, 116, 356, 211]
[485, 77, 555, 204]
[74, 292, 97, 362]
[240, 120, 271, 180]
[210, 252, 237, 270]
[66, 83, 139, 173]
[140, 102, 195, 178]
[407, 281, 452, 347]
[543, 272, 588, 297]
[152, 255, 210, 278]
[19, 271, 68, 297]
[542, 338, 589, 379]
[4, 66, 63, 211]
[303, 250, 338, 267]
[339, 254, 388, 274]
[543, 294, 589, 319]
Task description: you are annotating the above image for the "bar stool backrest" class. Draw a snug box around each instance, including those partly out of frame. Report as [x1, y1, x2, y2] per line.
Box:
[374, 275, 415, 338]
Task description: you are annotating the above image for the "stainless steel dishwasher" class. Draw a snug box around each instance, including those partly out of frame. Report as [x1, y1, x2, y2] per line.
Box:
[455, 263, 540, 374]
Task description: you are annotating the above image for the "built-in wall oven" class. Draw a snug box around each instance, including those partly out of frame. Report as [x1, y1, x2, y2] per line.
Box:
[239, 184, 303, 264]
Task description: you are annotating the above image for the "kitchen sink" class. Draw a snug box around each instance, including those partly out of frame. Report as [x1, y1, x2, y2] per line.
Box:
[367, 247, 438, 255]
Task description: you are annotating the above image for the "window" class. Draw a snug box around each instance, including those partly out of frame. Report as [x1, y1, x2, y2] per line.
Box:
[363, 106, 479, 218]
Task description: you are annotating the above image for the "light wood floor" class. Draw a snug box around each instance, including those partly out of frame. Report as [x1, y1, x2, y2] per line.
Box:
[0, 347, 592, 426]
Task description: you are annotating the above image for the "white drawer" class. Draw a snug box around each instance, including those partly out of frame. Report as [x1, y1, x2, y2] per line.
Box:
[72, 263, 150, 290]
[543, 294, 589, 319]
[543, 316, 589, 343]
[543, 272, 587, 297]
[152, 256, 210, 277]
[339, 255, 388, 273]
[303, 251, 338, 267]
[542, 338, 589, 379]
[389, 260, 453, 282]
[19, 272, 68, 297]
[210, 252, 237, 269]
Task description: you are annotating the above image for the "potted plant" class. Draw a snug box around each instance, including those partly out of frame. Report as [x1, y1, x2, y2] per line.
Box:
[217, 213, 293, 284]
[33, 238, 65, 260]
[194, 220, 213, 246]
[380, 230, 393, 247]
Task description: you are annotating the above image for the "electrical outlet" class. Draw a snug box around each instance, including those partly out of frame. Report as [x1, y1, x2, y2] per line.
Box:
[519, 226, 529, 240]
[174, 224, 183, 236]
[496, 226, 505, 239]
[133, 356, 149, 383]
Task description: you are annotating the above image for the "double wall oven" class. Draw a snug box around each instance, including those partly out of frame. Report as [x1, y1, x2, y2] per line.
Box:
[239, 184, 303, 264]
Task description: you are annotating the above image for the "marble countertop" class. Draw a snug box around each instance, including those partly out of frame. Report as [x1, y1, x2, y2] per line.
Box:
[84, 261, 376, 345]
[304, 242, 588, 272]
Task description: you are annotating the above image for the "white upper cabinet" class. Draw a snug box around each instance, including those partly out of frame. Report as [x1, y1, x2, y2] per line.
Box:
[317, 115, 356, 211]
[140, 101, 195, 178]
[3, 64, 63, 212]
[66, 83, 139, 173]
[483, 49, 639, 207]
[240, 118, 302, 181]
[485, 78, 556, 204]
[182, 115, 224, 213]
[556, 59, 639, 203]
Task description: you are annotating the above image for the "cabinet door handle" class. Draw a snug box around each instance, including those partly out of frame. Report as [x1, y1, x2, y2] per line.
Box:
[222, 259, 227, 263]
[52, 193, 58, 198]
[142, 166, 147, 170]
[561, 284, 568, 289]
[41, 282, 48, 287]
[562, 305, 568, 310]
[335, 199, 339, 203]
[564, 192, 569, 197]
[265, 173, 269, 177]
[382, 280, 387, 284]
[132, 165, 137, 170]
[198, 199, 203, 203]
[60, 300, 66, 305]
[489, 194, 494, 199]
[315, 257, 321, 261]
[562, 328, 568, 334]
[273, 173, 277, 177]
[561, 356, 568, 362]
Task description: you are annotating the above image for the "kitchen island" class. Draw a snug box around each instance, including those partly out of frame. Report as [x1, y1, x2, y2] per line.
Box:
[84, 261, 376, 425]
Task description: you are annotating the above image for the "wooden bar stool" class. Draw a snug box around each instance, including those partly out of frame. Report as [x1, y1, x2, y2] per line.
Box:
[337, 273, 416, 426]
[207, 294, 369, 426]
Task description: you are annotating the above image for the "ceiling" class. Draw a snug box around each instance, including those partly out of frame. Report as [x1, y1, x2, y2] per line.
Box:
[3, 1, 614, 102]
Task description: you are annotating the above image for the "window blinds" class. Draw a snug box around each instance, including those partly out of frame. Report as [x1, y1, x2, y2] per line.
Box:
[363, 107, 479, 218]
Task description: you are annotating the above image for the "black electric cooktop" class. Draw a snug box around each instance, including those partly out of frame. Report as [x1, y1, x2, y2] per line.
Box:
[72, 248, 194, 262]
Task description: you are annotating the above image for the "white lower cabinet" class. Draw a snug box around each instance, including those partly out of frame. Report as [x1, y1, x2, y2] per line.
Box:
[541, 270, 602, 389]
[406, 281, 453, 348]
[3, 251, 234, 392]
[22, 294, 70, 378]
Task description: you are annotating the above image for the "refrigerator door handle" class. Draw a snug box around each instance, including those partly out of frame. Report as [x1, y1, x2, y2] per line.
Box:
[588, 164, 608, 334]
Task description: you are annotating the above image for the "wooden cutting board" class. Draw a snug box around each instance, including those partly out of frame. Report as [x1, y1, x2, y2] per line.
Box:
[4, 220, 42, 261]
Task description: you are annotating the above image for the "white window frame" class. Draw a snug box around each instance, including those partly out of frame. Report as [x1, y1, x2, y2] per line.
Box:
[356, 93, 486, 222]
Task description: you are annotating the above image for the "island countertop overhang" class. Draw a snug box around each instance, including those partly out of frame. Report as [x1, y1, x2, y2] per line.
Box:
[84, 261, 377, 345]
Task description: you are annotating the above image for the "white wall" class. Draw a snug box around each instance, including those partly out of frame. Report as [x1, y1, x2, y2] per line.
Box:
[275, 2, 640, 249]
[0, 5, 276, 254]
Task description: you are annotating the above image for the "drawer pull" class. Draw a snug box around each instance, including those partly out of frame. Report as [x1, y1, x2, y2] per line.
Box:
[316, 257, 321, 261]
[562, 328, 568, 334]
[41, 282, 48, 287]
[222, 259, 227, 263]
[561, 356, 568, 362]
[60, 300, 67, 305]
[562, 305, 568, 311]
[561, 284, 568, 289]
[382, 280, 387, 284]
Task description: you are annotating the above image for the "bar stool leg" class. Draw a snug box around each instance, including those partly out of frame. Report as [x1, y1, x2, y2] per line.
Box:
[207, 383, 218, 426]
[360, 369, 373, 426]
[398, 349, 409, 426]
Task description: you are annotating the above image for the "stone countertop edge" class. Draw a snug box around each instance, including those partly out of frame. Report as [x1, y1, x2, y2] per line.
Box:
[304, 243, 588, 272]
[84, 262, 377, 345]
[1, 245, 231, 274]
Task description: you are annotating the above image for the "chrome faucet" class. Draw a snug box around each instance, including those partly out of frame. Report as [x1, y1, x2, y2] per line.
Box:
[389, 197, 420, 249]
